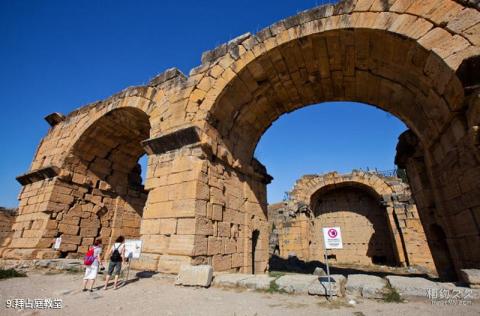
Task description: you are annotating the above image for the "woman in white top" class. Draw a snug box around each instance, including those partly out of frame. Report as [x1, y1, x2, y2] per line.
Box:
[82, 239, 103, 292]
[104, 236, 126, 290]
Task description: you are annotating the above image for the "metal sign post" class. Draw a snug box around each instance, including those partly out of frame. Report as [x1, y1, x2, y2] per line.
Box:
[121, 239, 142, 286]
[123, 252, 133, 285]
[322, 227, 343, 301]
[323, 246, 333, 300]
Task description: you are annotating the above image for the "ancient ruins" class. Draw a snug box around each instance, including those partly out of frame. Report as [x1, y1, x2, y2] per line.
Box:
[0, 0, 479, 281]
[269, 171, 435, 273]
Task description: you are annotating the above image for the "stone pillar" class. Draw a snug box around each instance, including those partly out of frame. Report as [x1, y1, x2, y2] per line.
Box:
[0, 168, 63, 259]
[396, 130, 458, 279]
[134, 126, 270, 274]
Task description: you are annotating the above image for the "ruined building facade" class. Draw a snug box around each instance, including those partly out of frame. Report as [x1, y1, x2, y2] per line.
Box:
[269, 171, 436, 273]
[0, 1, 479, 279]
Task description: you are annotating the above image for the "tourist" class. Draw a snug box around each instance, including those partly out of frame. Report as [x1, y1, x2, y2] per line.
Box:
[82, 239, 103, 292]
[104, 236, 126, 290]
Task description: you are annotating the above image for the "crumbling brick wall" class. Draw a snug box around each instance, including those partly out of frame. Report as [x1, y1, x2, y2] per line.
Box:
[2, 1, 479, 278]
[270, 171, 436, 272]
[0, 208, 16, 249]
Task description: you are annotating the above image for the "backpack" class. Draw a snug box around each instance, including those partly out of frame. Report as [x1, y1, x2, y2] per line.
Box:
[84, 247, 95, 266]
[110, 244, 122, 262]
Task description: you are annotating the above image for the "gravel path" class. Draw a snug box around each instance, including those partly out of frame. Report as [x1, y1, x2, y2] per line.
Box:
[0, 271, 479, 316]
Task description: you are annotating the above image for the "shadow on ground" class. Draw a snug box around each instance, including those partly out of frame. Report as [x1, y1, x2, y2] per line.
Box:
[269, 255, 439, 281]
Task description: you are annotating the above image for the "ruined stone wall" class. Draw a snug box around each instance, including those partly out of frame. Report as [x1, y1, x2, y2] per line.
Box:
[0, 208, 16, 249]
[270, 171, 436, 272]
[310, 186, 396, 266]
[133, 143, 269, 273]
[2, 0, 479, 278]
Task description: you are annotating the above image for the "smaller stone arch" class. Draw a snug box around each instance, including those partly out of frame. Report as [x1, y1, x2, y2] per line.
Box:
[270, 170, 436, 272]
[2, 104, 154, 260]
[47, 106, 152, 258]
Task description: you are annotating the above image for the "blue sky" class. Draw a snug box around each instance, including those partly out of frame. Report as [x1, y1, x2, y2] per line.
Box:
[0, 0, 406, 207]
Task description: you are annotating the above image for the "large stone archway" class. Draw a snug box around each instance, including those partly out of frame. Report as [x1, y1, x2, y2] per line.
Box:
[2, 0, 479, 279]
[282, 171, 436, 272]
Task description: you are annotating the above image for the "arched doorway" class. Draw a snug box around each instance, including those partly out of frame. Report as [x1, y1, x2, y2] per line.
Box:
[5, 1, 479, 278]
[189, 4, 479, 277]
[52, 107, 151, 257]
[311, 184, 397, 266]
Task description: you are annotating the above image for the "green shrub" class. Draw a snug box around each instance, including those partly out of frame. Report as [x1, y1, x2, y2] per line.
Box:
[0, 268, 27, 280]
[268, 271, 285, 278]
[382, 285, 403, 303]
[266, 279, 287, 294]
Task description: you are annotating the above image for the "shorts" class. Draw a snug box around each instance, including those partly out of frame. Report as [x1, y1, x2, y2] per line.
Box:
[84, 265, 99, 280]
[108, 261, 122, 276]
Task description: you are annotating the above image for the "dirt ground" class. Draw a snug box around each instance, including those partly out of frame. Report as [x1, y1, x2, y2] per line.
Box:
[0, 270, 479, 316]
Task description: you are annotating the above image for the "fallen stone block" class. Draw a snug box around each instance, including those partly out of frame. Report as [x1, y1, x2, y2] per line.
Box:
[175, 264, 213, 287]
[212, 273, 253, 287]
[460, 269, 480, 289]
[308, 274, 346, 297]
[313, 267, 326, 276]
[238, 275, 275, 290]
[275, 274, 319, 294]
[346, 274, 386, 299]
[386, 275, 443, 298]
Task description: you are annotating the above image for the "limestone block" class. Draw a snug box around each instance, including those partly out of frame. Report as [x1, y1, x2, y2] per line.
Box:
[207, 237, 223, 255]
[176, 218, 196, 234]
[171, 199, 205, 217]
[313, 267, 326, 276]
[168, 235, 195, 255]
[60, 235, 82, 245]
[231, 252, 244, 268]
[196, 217, 214, 235]
[139, 219, 160, 235]
[59, 243, 78, 252]
[175, 264, 213, 287]
[130, 253, 159, 271]
[79, 227, 98, 237]
[460, 269, 480, 289]
[60, 216, 80, 226]
[217, 222, 231, 237]
[58, 224, 80, 235]
[159, 218, 177, 235]
[193, 236, 208, 256]
[386, 275, 444, 298]
[142, 235, 169, 253]
[308, 275, 346, 297]
[157, 254, 191, 274]
[212, 273, 253, 287]
[238, 274, 275, 290]
[346, 274, 387, 298]
[35, 250, 60, 259]
[224, 238, 237, 254]
[212, 254, 232, 271]
[212, 204, 223, 221]
[275, 274, 319, 294]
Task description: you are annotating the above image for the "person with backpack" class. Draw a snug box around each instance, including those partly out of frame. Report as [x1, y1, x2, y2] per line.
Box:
[82, 239, 103, 292]
[103, 236, 126, 290]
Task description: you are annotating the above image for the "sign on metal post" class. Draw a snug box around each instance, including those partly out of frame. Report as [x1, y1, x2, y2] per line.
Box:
[321, 227, 343, 300]
[123, 239, 142, 285]
[124, 239, 142, 259]
[322, 227, 343, 249]
[53, 237, 62, 250]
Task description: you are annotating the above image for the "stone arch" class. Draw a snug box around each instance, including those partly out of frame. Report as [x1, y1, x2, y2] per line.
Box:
[290, 171, 396, 204]
[286, 171, 434, 269]
[4, 100, 155, 259]
[3, 1, 479, 278]
[190, 1, 479, 164]
[46, 106, 152, 257]
[178, 1, 480, 277]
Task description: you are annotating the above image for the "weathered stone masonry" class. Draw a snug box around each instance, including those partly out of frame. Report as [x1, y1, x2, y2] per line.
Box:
[269, 171, 435, 272]
[0, 0, 479, 279]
